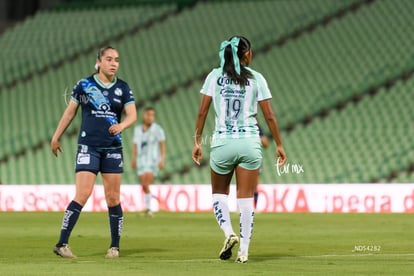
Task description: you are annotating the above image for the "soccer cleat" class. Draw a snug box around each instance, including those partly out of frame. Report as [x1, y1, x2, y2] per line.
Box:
[105, 247, 120, 258]
[141, 209, 154, 218]
[53, 244, 76, 258]
[219, 234, 239, 260]
[235, 253, 248, 263]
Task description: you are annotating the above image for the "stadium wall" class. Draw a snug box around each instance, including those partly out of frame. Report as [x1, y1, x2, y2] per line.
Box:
[1, 184, 414, 213]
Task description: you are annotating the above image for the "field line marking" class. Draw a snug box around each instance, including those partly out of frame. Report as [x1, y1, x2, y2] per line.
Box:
[254, 253, 414, 259]
[159, 253, 414, 262]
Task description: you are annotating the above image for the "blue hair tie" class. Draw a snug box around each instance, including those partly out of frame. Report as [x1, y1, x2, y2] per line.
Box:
[219, 37, 241, 75]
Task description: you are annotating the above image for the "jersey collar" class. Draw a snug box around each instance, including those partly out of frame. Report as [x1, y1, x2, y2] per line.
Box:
[94, 74, 117, 89]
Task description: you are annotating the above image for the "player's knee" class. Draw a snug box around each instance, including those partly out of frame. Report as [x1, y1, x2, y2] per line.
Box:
[105, 190, 120, 206]
[74, 190, 93, 206]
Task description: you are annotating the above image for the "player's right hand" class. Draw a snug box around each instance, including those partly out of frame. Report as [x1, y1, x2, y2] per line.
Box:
[51, 139, 63, 157]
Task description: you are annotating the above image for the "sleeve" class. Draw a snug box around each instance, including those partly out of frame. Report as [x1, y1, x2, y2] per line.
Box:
[158, 126, 166, 142]
[70, 79, 84, 104]
[122, 82, 135, 106]
[256, 72, 272, 101]
[200, 70, 216, 96]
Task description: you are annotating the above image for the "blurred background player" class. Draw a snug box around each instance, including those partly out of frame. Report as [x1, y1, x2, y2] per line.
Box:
[192, 36, 286, 263]
[132, 107, 166, 217]
[254, 124, 269, 209]
[50, 46, 137, 258]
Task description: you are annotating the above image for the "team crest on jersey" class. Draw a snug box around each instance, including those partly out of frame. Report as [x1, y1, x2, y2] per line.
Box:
[115, 88, 123, 96]
[103, 91, 109, 96]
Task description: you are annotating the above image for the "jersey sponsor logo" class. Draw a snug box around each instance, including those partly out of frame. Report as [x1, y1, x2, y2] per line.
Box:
[77, 153, 90, 165]
[106, 153, 122, 159]
[114, 88, 123, 96]
[220, 87, 246, 98]
[217, 76, 250, 86]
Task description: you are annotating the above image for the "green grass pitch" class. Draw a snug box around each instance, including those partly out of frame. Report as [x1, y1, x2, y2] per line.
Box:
[1, 212, 414, 275]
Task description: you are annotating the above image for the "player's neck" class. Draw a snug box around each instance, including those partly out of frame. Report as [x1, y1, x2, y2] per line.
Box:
[142, 123, 152, 131]
[97, 73, 115, 86]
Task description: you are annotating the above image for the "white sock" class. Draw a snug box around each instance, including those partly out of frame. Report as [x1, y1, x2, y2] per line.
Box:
[212, 194, 234, 237]
[238, 198, 254, 256]
[144, 193, 152, 211]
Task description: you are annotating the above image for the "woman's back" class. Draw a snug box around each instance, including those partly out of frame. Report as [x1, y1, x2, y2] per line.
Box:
[200, 67, 272, 139]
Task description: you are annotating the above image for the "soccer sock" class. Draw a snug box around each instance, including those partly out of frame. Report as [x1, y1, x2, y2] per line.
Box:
[212, 194, 234, 237]
[144, 193, 152, 211]
[57, 200, 83, 246]
[238, 198, 254, 255]
[108, 204, 123, 248]
[253, 192, 259, 209]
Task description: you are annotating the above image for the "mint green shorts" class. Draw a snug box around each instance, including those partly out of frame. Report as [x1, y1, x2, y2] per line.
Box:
[210, 137, 262, 174]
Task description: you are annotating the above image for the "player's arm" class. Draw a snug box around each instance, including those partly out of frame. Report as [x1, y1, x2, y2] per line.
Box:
[259, 99, 286, 166]
[158, 141, 166, 170]
[131, 143, 138, 169]
[51, 100, 79, 157]
[109, 103, 137, 135]
[192, 94, 212, 165]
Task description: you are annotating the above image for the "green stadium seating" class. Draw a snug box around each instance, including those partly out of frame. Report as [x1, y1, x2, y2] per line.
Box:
[254, 0, 414, 129]
[0, 4, 176, 86]
[1, 0, 413, 184]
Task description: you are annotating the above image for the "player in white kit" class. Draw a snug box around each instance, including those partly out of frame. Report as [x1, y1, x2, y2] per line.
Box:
[132, 107, 166, 217]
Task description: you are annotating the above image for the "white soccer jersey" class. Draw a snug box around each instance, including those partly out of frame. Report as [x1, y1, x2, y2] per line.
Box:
[200, 67, 272, 139]
[133, 123, 165, 165]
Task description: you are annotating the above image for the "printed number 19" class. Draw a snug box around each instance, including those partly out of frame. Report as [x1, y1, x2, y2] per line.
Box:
[225, 98, 241, 119]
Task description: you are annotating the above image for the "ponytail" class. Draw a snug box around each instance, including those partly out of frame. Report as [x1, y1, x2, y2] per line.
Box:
[219, 36, 252, 86]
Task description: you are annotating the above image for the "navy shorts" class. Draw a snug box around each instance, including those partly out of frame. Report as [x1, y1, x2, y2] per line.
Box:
[75, 144, 123, 174]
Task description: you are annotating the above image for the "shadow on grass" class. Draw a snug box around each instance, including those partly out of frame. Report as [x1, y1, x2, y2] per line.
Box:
[88, 248, 168, 257]
[122, 248, 168, 257]
[251, 253, 297, 262]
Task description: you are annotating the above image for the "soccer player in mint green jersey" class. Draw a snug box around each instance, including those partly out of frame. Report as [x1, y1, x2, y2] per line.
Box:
[132, 107, 166, 217]
[192, 36, 286, 263]
[51, 46, 137, 259]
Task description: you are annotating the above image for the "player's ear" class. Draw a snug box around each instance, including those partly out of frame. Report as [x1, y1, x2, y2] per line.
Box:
[95, 59, 100, 71]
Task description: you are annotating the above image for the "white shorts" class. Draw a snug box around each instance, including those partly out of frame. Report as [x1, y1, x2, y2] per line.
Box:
[137, 162, 159, 177]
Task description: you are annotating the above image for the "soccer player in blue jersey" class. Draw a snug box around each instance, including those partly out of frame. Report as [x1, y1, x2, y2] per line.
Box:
[131, 107, 166, 217]
[192, 36, 286, 263]
[50, 46, 137, 258]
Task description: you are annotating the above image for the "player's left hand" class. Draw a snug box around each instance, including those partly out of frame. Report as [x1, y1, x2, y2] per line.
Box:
[158, 160, 165, 170]
[192, 144, 202, 166]
[276, 145, 287, 166]
[109, 123, 124, 136]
